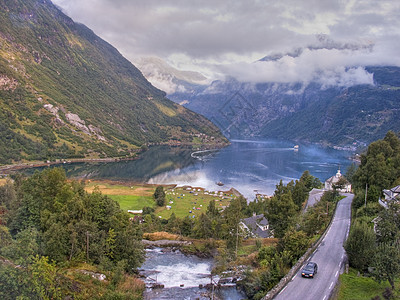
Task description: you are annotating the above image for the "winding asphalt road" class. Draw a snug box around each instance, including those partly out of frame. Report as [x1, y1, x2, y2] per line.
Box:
[274, 193, 353, 300]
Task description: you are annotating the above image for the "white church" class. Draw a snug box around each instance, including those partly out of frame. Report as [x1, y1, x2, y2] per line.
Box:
[324, 169, 352, 193]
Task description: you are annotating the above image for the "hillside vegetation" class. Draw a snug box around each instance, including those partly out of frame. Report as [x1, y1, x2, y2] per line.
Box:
[338, 131, 400, 298]
[0, 0, 227, 165]
[0, 168, 145, 299]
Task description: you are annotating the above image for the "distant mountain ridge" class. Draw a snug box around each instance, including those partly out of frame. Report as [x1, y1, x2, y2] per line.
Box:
[0, 0, 227, 164]
[165, 66, 400, 148]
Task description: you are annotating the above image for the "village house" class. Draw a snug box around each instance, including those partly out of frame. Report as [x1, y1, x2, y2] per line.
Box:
[379, 185, 400, 209]
[324, 169, 352, 193]
[240, 213, 272, 238]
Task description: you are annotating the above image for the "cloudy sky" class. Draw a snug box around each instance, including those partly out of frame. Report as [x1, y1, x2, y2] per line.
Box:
[52, 0, 400, 88]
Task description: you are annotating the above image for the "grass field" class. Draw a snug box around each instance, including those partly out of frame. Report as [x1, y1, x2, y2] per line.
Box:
[107, 195, 154, 211]
[0, 179, 6, 186]
[84, 181, 156, 211]
[84, 181, 236, 219]
[336, 268, 399, 300]
[156, 187, 235, 219]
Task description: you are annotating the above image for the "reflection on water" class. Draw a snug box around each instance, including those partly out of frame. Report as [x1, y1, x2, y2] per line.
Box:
[148, 139, 353, 199]
[23, 139, 353, 200]
[22, 146, 197, 181]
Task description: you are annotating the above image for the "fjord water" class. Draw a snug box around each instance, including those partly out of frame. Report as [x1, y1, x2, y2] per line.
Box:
[52, 139, 352, 199]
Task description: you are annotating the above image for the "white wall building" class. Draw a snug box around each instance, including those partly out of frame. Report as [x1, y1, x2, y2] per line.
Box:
[324, 169, 352, 193]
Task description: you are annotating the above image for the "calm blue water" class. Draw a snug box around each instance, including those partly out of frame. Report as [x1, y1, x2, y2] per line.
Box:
[24, 139, 353, 200]
[147, 139, 353, 199]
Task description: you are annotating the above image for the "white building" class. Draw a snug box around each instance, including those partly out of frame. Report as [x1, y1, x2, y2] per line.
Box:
[324, 169, 352, 193]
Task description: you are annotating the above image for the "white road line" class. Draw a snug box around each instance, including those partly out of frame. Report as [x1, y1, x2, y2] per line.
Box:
[323, 295, 327, 300]
[279, 286, 287, 295]
[329, 282, 334, 289]
[336, 271, 339, 277]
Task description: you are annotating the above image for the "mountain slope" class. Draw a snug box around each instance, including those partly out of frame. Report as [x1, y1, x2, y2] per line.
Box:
[0, 0, 227, 164]
[167, 66, 400, 148]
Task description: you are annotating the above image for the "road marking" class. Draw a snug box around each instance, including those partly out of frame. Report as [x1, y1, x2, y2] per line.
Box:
[279, 286, 287, 295]
[336, 271, 339, 277]
[338, 262, 341, 267]
[329, 282, 334, 289]
[323, 295, 327, 300]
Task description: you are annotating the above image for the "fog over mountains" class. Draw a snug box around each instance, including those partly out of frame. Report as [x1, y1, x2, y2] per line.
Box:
[51, 0, 400, 147]
[137, 56, 400, 148]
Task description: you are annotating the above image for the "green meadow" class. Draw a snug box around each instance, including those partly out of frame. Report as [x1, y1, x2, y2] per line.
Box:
[84, 180, 236, 219]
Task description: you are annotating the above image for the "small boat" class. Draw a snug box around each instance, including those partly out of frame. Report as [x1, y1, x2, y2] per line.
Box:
[216, 181, 224, 186]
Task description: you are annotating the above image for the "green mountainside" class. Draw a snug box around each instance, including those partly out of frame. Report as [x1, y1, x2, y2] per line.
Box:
[0, 0, 227, 165]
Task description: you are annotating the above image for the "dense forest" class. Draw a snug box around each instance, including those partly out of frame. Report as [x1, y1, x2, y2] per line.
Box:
[0, 168, 145, 299]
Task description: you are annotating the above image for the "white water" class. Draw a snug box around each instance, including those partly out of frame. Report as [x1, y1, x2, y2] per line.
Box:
[140, 249, 245, 300]
[141, 249, 212, 288]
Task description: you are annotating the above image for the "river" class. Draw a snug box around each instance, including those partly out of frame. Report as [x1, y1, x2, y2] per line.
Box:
[140, 248, 246, 300]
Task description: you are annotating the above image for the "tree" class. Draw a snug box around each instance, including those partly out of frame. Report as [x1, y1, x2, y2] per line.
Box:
[333, 176, 349, 192]
[166, 213, 181, 234]
[43, 222, 69, 263]
[30, 255, 61, 300]
[0, 225, 12, 249]
[153, 186, 166, 207]
[372, 242, 400, 290]
[224, 196, 246, 255]
[300, 170, 322, 191]
[206, 200, 220, 218]
[113, 223, 145, 273]
[1, 228, 39, 265]
[344, 221, 376, 271]
[192, 213, 212, 238]
[352, 132, 400, 193]
[266, 193, 297, 238]
[292, 180, 308, 210]
[278, 228, 310, 262]
[375, 202, 400, 244]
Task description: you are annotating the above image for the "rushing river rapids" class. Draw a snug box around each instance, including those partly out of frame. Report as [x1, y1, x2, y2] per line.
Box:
[140, 248, 246, 300]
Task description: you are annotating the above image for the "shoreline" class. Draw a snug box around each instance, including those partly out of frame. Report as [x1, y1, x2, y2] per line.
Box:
[0, 142, 229, 176]
[0, 156, 139, 175]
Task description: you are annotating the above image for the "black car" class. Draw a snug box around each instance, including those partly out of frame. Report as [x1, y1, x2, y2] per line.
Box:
[301, 262, 318, 278]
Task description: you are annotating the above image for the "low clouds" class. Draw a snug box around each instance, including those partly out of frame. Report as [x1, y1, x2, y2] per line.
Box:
[219, 45, 377, 87]
[53, 0, 400, 87]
